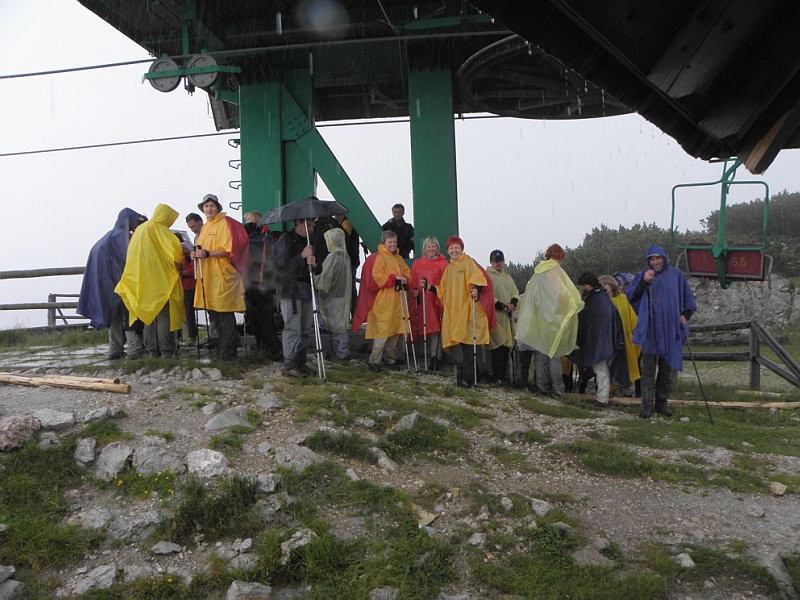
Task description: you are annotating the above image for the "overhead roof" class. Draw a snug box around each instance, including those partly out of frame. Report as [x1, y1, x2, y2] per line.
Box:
[471, 0, 800, 173]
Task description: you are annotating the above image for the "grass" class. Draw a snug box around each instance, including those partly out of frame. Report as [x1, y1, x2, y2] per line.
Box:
[107, 466, 178, 500]
[379, 415, 470, 461]
[162, 475, 263, 544]
[518, 395, 601, 419]
[303, 430, 378, 464]
[144, 429, 175, 441]
[80, 421, 132, 446]
[208, 432, 244, 455]
[553, 440, 775, 494]
[0, 442, 103, 573]
[0, 327, 107, 350]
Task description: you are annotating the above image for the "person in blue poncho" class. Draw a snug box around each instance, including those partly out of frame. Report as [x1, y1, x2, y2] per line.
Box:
[78, 208, 147, 359]
[627, 245, 697, 418]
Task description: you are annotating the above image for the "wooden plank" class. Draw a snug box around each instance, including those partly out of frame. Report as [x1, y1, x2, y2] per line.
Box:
[687, 321, 750, 332]
[755, 356, 800, 388]
[0, 267, 84, 280]
[568, 393, 800, 410]
[681, 351, 749, 362]
[0, 373, 130, 394]
[0, 303, 78, 311]
[752, 321, 800, 379]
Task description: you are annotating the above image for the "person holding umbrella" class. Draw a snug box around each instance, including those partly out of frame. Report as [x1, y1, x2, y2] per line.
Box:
[189, 194, 249, 361]
[352, 230, 411, 372]
[425, 236, 496, 388]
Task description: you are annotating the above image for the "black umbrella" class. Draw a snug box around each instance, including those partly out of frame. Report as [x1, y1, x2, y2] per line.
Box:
[259, 196, 349, 226]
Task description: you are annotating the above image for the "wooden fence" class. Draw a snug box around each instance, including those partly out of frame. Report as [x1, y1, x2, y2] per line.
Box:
[687, 321, 800, 390]
[0, 266, 87, 327]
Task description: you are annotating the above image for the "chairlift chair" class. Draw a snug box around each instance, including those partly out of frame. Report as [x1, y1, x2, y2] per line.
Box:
[671, 158, 772, 289]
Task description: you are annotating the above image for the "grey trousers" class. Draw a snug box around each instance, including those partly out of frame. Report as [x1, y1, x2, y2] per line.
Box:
[144, 303, 175, 358]
[280, 297, 313, 369]
[209, 310, 238, 360]
[592, 360, 611, 404]
[534, 351, 565, 395]
[369, 335, 399, 365]
[108, 310, 125, 358]
[640, 354, 674, 415]
[329, 331, 350, 360]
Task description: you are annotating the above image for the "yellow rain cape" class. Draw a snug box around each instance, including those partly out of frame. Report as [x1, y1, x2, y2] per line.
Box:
[487, 266, 519, 350]
[193, 212, 246, 312]
[515, 259, 583, 358]
[115, 203, 185, 329]
[612, 293, 641, 382]
[439, 253, 489, 349]
[365, 244, 411, 339]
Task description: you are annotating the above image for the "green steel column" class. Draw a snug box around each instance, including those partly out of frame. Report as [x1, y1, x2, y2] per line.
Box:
[283, 69, 315, 204]
[408, 67, 459, 252]
[240, 81, 283, 215]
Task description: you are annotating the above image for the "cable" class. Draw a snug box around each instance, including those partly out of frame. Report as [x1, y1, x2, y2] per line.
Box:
[0, 115, 500, 158]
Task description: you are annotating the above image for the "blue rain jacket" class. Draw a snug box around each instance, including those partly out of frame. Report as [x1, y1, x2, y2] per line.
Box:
[626, 245, 697, 371]
[77, 208, 145, 328]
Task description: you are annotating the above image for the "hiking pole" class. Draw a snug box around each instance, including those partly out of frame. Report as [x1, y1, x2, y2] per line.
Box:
[400, 286, 418, 372]
[194, 245, 211, 357]
[421, 284, 428, 370]
[508, 312, 517, 386]
[396, 281, 412, 371]
[471, 290, 478, 388]
[684, 326, 714, 425]
[303, 220, 326, 381]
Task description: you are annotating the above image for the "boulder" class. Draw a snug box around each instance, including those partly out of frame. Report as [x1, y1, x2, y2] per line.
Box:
[273, 445, 325, 473]
[72, 565, 116, 595]
[0, 415, 40, 451]
[94, 442, 134, 481]
[32, 409, 74, 431]
[132, 446, 185, 476]
[74, 438, 97, 467]
[205, 406, 254, 431]
[187, 449, 231, 478]
[226, 580, 272, 600]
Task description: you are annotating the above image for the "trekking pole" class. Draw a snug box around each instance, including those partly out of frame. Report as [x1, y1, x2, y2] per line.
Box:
[471, 290, 478, 387]
[683, 326, 714, 425]
[194, 246, 211, 357]
[396, 281, 412, 371]
[400, 287, 418, 371]
[303, 220, 326, 381]
[508, 312, 517, 386]
[421, 285, 428, 370]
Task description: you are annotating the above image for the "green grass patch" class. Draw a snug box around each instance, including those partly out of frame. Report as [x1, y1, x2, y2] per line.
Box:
[208, 432, 244, 455]
[784, 553, 800, 592]
[518, 395, 600, 419]
[380, 416, 469, 461]
[80, 421, 132, 446]
[413, 482, 449, 510]
[0, 443, 103, 572]
[487, 446, 533, 470]
[245, 409, 263, 427]
[0, 327, 107, 350]
[144, 429, 176, 441]
[607, 410, 800, 457]
[419, 400, 491, 430]
[107, 466, 178, 500]
[163, 475, 262, 543]
[304, 430, 378, 464]
[519, 428, 550, 444]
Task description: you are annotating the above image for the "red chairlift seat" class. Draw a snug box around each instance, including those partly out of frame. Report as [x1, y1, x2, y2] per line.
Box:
[682, 246, 772, 282]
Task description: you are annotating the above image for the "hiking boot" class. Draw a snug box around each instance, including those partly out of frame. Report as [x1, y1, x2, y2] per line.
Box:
[368, 363, 381, 373]
[655, 408, 673, 417]
[282, 367, 306, 378]
[456, 379, 474, 389]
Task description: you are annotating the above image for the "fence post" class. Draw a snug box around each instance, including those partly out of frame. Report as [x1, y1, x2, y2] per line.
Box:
[47, 294, 55, 328]
[749, 320, 760, 390]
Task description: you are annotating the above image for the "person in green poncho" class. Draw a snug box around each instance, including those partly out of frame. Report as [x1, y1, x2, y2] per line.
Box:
[486, 249, 519, 385]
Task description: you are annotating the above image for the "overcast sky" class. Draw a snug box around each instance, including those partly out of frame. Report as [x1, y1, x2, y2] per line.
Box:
[2, 0, 799, 328]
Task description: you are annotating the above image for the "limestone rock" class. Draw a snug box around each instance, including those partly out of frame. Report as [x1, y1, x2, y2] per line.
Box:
[132, 446, 186, 476]
[257, 473, 281, 493]
[94, 442, 134, 481]
[571, 546, 614, 567]
[273, 445, 325, 473]
[228, 554, 259, 571]
[279, 529, 317, 565]
[0, 579, 23, 599]
[32, 409, 75, 431]
[394, 412, 419, 433]
[205, 406, 254, 431]
[493, 420, 528, 436]
[232, 538, 253, 553]
[83, 406, 122, 423]
[73, 565, 116, 595]
[151, 541, 183, 555]
[529, 498, 553, 518]
[468, 532, 486, 547]
[187, 449, 231, 478]
[226, 580, 272, 600]
[769, 481, 788, 496]
[0, 566, 15, 583]
[675, 552, 695, 568]
[256, 393, 283, 410]
[74, 438, 97, 467]
[370, 587, 399, 600]
[107, 509, 161, 542]
[68, 506, 113, 530]
[371, 447, 399, 471]
[0, 415, 40, 451]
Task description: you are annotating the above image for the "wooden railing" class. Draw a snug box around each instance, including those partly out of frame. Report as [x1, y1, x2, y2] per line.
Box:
[0, 266, 87, 328]
[687, 321, 800, 390]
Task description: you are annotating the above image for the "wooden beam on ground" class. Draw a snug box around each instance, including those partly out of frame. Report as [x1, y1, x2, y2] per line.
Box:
[568, 393, 800, 410]
[0, 372, 130, 393]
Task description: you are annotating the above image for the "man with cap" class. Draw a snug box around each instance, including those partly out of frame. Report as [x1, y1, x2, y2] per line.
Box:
[190, 194, 250, 360]
[486, 250, 519, 385]
[626, 245, 696, 418]
[381, 203, 415, 259]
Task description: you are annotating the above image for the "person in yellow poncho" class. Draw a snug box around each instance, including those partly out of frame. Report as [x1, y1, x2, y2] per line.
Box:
[352, 231, 411, 372]
[114, 203, 184, 358]
[426, 235, 492, 388]
[190, 194, 247, 360]
[599, 275, 641, 389]
[515, 243, 584, 397]
[486, 249, 520, 385]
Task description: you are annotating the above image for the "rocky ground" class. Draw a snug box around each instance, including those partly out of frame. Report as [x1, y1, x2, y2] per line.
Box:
[1, 352, 799, 599]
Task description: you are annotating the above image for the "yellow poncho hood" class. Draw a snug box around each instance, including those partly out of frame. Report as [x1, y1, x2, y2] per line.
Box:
[515, 259, 583, 358]
[115, 203, 185, 329]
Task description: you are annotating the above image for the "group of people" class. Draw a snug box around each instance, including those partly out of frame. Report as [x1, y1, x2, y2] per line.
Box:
[78, 196, 696, 418]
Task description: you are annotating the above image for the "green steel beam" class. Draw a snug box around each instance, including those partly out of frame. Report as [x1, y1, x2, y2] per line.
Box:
[240, 81, 283, 219]
[281, 85, 382, 250]
[408, 67, 459, 252]
[283, 69, 315, 206]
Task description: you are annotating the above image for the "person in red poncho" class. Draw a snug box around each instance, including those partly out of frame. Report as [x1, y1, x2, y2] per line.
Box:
[409, 236, 448, 370]
[423, 235, 496, 388]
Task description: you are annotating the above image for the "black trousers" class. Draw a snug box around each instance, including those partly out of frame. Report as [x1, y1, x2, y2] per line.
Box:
[209, 311, 238, 360]
[245, 288, 281, 355]
[640, 354, 673, 415]
[491, 346, 510, 382]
